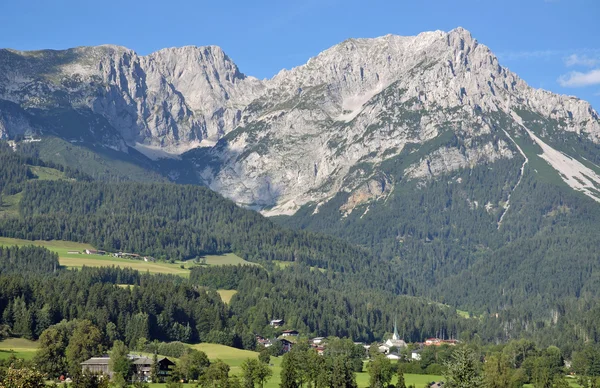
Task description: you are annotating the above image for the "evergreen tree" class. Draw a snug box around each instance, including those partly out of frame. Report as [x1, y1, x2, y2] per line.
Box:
[109, 340, 131, 384]
[443, 347, 482, 388]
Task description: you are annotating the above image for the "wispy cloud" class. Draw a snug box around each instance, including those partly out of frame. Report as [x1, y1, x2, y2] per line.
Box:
[558, 69, 600, 87]
[565, 54, 600, 67]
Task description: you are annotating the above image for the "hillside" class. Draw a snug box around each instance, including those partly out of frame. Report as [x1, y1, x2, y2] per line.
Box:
[2, 27, 600, 349]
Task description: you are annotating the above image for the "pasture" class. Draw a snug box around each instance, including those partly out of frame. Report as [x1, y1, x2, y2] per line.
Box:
[217, 290, 238, 304]
[0, 237, 251, 277]
[0, 338, 38, 360]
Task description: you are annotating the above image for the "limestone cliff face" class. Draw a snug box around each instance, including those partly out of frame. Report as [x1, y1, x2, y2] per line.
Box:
[195, 28, 600, 214]
[1, 28, 599, 215]
[0, 45, 264, 151]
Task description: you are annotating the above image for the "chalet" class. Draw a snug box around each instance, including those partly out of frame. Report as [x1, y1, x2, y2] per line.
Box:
[315, 346, 325, 356]
[81, 355, 174, 382]
[132, 356, 175, 382]
[256, 336, 273, 348]
[281, 330, 299, 337]
[311, 337, 325, 345]
[279, 339, 294, 353]
[270, 319, 284, 327]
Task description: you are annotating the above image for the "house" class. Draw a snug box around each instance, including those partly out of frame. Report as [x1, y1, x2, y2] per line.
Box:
[80, 357, 111, 377]
[424, 338, 458, 347]
[113, 252, 124, 258]
[132, 356, 175, 382]
[281, 330, 299, 337]
[411, 350, 422, 361]
[256, 336, 273, 348]
[315, 346, 326, 356]
[81, 355, 174, 382]
[85, 249, 98, 255]
[386, 353, 401, 360]
[311, 337, 325, 345]
[279, 339, 294, 353]
[270, 319, 284, 327]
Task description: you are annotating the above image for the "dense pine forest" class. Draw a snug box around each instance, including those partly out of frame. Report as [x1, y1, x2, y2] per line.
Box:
[1, 140, 600, 360]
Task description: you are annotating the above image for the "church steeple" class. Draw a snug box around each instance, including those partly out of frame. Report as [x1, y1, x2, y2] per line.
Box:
[392, 318, 399, 340]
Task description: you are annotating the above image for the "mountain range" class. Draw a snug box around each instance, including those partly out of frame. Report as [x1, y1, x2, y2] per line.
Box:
[2, 27, 600, 320]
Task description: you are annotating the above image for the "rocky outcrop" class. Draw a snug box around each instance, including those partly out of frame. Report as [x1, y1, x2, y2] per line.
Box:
[0, 45, 265, 152]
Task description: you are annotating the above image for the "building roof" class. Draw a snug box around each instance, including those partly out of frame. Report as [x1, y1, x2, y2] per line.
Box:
[81, 357, 110, 365]
[133, 357, 153, 365]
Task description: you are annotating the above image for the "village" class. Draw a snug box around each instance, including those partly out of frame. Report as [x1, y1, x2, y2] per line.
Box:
[257, 319, 458, 361]
[76, 318, 458, 384]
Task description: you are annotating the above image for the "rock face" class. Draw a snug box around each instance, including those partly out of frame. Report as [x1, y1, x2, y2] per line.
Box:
[1, 28, 599, 215]
[0, 45, 264, 152]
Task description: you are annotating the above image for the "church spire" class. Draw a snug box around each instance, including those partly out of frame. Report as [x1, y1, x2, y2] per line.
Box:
[392, 317, 399, 340]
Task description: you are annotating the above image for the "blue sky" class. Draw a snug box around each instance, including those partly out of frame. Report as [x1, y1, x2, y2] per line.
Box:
[1, 0, 599, 110]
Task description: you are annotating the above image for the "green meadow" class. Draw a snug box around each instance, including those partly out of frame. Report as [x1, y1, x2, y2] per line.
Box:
[0, 237, 251, 278]
[0, 338, 38, 360]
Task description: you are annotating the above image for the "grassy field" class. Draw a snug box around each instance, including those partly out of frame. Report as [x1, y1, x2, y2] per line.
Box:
[0, 192, 22, 219]
[29, 165, 66, 181]
[0, 338, 443, 387]
[0, 338, 38, 360]
[186, 343, 442, 388]
[0, 237, 252, 277]
[199, 253, 258, 266]
[217, 290, 238, 304]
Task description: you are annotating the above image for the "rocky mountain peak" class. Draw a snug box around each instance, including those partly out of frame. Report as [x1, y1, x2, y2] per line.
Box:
[1, 29, 600, 215]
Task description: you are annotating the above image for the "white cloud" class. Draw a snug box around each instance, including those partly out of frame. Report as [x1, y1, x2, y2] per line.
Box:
[565, 54, 600, 67]
[558, 69, 600, 87]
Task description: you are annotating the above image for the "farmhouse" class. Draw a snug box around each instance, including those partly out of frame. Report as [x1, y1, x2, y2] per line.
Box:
[279, 339, 294, 353]
[424, 338, 458, 346]
[281, 330, 299, 337]
[81, 355, 174, 382]
[311, 337, 325, 345]
[84, 249, 106, 255]
[270, 319, 284, 327]
[80, 357, 110, 377]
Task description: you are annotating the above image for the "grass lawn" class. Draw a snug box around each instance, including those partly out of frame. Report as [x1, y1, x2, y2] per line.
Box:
[217, 290, 238, 304]
[0, 338, 38, 360]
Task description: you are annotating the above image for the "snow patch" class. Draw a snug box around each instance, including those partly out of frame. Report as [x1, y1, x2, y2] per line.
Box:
[513, 112, 600, 203]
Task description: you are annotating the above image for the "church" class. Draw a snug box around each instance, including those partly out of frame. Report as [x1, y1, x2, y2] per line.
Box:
[378, 320, 407, 354]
